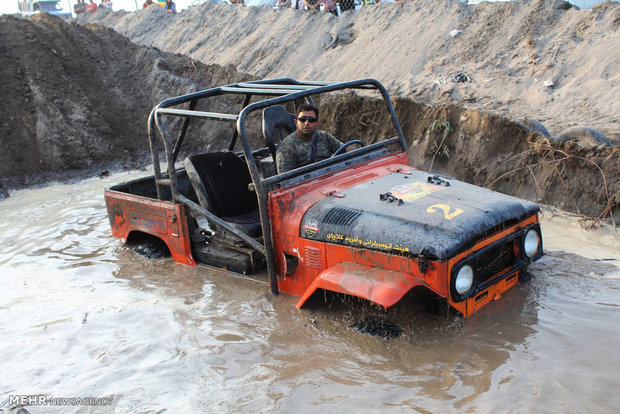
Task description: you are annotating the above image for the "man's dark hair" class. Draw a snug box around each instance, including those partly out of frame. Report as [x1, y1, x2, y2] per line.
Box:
[296, 103, 319, 118]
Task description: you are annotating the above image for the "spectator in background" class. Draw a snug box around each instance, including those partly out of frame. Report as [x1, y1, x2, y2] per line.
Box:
[339, 0, 355, 13]
[164, 0, 177, 13]
[85, 0, 98, 13]
[143, 0, 154, 7]
[323, 0, 338, 15]
[303, 0, 320, 11]
[74, 0, 87, 14]
[99, 0, 112, 8]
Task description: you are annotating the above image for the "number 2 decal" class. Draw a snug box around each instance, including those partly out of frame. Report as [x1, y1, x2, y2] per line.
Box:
[427, 204, 464, 220]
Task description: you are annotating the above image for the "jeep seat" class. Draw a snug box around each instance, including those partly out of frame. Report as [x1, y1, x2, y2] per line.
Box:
[184, 151, 261, 238]
[262, 105, 296, 174]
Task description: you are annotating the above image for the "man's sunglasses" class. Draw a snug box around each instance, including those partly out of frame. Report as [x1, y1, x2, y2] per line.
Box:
[296, 116, 317, 123]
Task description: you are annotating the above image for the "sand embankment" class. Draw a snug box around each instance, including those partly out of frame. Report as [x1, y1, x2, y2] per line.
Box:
[79, 0, 619, 136]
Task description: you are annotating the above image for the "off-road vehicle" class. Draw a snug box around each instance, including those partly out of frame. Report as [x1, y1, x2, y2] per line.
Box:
[105, 79, 543, 317]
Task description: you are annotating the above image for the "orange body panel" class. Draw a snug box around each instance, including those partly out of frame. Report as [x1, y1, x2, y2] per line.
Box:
[450, 272, 520, 317]
[296, 261, 424, 309]
[104, 190, 195, 266]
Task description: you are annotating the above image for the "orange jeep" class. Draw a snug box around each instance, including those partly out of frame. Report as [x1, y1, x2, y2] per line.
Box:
[105, 79, 543, 317]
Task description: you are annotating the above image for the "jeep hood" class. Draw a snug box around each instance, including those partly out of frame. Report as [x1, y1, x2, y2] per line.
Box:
[300, 170, 539, 260]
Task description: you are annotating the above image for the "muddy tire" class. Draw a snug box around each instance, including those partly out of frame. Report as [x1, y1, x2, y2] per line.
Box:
[553, 126, 611, 148]
[133, 241, 170, 259]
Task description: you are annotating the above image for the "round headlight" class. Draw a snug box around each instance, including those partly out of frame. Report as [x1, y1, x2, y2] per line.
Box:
[524, 229, 540, 258]
[455, 265, 474, 295]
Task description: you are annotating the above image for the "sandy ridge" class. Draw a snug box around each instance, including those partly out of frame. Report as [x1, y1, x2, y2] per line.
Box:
[79, 0, 619, 137]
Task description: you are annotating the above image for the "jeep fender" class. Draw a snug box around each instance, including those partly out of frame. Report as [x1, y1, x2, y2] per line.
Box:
[296, 262, 423, 309]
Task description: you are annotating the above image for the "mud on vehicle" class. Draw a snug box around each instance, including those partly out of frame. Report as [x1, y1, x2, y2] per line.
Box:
[105, 79, 543, 317]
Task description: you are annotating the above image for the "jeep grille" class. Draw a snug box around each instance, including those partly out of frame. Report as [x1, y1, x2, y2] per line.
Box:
[473, 239, 518, 284]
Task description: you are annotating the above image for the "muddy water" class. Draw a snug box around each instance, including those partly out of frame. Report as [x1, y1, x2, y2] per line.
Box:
[1, 172, 619, 414]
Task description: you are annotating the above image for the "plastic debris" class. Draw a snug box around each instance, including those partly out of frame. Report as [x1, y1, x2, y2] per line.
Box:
[449, 29, 463, 37]
[544, 79, 555, 88]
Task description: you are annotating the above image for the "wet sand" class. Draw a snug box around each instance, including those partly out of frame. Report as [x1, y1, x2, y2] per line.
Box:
[0, 172, 618, 413]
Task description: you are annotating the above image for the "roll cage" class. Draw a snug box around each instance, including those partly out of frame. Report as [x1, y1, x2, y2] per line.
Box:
[147, 78, 408, 295]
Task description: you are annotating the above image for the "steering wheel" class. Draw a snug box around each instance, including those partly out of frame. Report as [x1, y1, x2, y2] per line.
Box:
[332, 140, 364, 157]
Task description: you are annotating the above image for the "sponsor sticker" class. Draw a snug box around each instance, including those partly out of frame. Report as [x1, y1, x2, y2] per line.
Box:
[390, 182, 443, 202]
[302, 219, 320, 237]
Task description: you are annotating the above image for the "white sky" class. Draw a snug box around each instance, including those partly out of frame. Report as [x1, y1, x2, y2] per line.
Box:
[0, 0, 204, 15]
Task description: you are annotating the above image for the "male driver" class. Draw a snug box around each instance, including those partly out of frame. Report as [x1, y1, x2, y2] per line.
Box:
[276, 104, 344, 173]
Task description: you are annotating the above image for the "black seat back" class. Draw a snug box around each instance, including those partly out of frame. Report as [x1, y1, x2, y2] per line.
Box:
[262, 105, 296, 173]
[184, 151, 257, 217]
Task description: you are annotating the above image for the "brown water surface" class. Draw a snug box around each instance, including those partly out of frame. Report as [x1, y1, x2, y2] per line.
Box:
[1, 173, 619, 413]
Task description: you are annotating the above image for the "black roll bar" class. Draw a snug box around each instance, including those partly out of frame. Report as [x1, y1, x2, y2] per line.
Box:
[146, 78, 408, 296]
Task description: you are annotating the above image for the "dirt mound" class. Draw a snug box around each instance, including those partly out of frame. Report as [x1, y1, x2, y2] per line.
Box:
[78, 0, 619, 137]
[0, 12, 248, 188]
